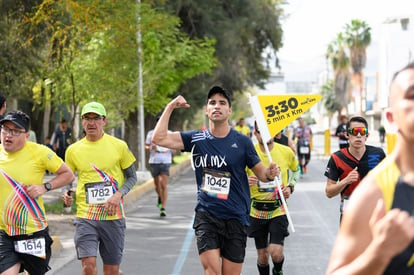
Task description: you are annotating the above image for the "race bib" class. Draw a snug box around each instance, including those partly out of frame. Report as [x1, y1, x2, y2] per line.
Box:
[258, 179, 278, 190]
[14, 237, 46, 258]
[201, 169, 231, 200]
[299, 146, 310, 154]
[85, 182, 114, 204]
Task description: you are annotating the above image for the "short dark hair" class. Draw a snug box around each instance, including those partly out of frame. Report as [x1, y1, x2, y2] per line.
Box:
[207, 86, 231, 107]
[347, 116, 368, 129]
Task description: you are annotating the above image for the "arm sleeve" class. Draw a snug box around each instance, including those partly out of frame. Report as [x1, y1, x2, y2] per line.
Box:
[119, 164, 138, 196]
[289, 164, 301, 186]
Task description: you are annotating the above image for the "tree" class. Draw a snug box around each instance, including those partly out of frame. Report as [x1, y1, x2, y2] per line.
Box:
[24, 0, 216, 159]
[320, 79, 341, 127]
[344, 19, 371, 115]
[150, 0, 284, 129]
[0, 1, 44, 106]
[326, 32, 351, 117]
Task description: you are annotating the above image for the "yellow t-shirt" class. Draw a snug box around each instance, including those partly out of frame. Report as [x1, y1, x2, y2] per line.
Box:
[247, 142, 298, 219]
[372, 157, 399, 211]
[0, 142, 63, 235]
[234, 125, 251, 136]
[65, 134, 136, 220]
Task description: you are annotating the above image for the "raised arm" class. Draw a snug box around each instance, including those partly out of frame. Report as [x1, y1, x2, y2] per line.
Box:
[152, 95, 190, 151]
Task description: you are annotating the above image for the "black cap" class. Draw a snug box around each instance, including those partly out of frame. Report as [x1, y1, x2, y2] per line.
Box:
[0, 110, 30, 132]
[207, 86, 231, 107]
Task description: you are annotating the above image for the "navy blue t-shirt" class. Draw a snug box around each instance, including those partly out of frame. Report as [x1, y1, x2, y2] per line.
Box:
[181, 128, 260, 225]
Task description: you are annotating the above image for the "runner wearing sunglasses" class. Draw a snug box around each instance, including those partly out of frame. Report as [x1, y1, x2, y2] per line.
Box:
[324, 116, 386, 221]
[326, 61, 414, 275]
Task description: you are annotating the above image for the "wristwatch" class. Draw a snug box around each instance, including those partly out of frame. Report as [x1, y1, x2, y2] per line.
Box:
[44, 182, 52, 192]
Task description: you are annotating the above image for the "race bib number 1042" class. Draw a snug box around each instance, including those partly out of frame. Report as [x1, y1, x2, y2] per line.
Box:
[202, 169, 231, 200]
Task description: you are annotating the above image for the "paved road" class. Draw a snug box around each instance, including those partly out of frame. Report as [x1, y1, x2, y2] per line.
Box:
[49, 139, 343, 275]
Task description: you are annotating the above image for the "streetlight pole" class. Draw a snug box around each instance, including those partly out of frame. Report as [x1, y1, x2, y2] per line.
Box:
[137, 0, 146, 171]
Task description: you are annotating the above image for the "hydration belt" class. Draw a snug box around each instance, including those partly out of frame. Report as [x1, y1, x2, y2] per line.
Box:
[252, 199, 282, 211]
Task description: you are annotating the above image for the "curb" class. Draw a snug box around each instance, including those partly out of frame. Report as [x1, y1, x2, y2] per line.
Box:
[50, 157, 191, 256]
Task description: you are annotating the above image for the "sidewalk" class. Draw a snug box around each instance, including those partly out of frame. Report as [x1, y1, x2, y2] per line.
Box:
[45, 159, 191, 274]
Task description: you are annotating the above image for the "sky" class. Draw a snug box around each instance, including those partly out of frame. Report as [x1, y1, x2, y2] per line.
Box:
[277, 0, 414, 82]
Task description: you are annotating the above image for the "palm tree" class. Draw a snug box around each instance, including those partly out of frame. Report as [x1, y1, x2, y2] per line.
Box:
[325, 32, 351, 118]
[344, 19, 371, 115]
[321, 79, 341, 128]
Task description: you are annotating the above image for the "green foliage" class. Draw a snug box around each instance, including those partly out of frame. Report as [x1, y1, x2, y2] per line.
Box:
[172, 152, 190, 164]
[326, 33, 350, 73]
[344, 19, 371, 74]
[150, 0, 284, 126]
[0, 0, 44, 101]
[24, 1, 216, 114]
[230, 91, 253, 124]
[345, 19, 371, 50]
[44, 195, 77, 214]
[325, 20, 370, 114]
[321, 79, 341, 116]
[2, 0, 284, 153]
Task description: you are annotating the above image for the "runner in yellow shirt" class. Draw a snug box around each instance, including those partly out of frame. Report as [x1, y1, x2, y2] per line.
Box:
[0, 110, 74, 275]
[247, 121, 300, 275]
[64, 102, 137, 275]
[234, 118, 251, 137]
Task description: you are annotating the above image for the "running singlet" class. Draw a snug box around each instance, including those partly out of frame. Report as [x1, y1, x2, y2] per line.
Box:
[373, 159, 414, 275]
[65, 134, 136, 221]
[247, 143, 299, 219]
[294, 126, 312, 155]
[181, 129, 260, 225]
[145, 129, 172, 164]
[324, 145, 386, 198]
[0, 142, 63, 235]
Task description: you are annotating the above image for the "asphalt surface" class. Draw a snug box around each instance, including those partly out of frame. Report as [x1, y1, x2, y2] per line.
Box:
[43, 133, 387, 275]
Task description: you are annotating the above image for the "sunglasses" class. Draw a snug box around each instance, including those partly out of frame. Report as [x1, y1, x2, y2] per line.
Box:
[347, 127, 368, 136]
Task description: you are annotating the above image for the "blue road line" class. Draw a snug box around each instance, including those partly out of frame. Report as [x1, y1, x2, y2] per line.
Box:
[170, 213, 195, 275]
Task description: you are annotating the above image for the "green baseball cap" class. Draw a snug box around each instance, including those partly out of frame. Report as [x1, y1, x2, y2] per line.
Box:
[81, 102, 107, 117]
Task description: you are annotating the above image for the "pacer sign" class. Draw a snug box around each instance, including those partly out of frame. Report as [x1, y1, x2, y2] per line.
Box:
[250, 94, 322, 144]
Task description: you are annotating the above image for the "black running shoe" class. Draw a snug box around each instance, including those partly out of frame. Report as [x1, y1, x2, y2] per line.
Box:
[160, 208, 166, 217]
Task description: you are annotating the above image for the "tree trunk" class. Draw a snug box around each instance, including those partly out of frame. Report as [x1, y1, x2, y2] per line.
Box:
[124, 111, 139, 170]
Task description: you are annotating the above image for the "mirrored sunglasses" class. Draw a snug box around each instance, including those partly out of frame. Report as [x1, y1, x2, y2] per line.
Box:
[347, 127, 368, 136]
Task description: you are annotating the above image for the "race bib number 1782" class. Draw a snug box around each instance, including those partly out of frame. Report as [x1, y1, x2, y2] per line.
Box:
[85, 182, 114, 204]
